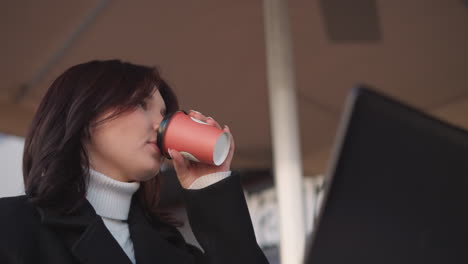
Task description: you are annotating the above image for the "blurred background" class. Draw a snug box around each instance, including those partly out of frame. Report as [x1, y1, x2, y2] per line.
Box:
[1, 0, 467, 263]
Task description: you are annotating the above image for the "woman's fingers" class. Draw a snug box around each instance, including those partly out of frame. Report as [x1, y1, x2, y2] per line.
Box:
[169, 149, 188, 176]
[170, 149, 197, 188]
[206, 117, 222, 129]
[189, 110, 206, 121]
[189, 110, 222, 129]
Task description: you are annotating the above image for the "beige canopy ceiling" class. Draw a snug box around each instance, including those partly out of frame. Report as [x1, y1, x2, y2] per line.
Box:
[1, 0, 467, 175]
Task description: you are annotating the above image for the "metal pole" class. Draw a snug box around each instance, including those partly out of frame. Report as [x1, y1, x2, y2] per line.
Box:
[263, 0, 306, 263]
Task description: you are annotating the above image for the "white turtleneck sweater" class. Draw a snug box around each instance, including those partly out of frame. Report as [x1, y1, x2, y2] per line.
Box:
[86, 169, 231, 264]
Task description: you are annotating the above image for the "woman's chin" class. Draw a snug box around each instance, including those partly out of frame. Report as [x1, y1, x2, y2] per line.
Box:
[136, 164, 161, 181]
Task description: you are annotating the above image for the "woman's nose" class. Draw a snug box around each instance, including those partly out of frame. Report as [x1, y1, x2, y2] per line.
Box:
[153, 114, 164, 131]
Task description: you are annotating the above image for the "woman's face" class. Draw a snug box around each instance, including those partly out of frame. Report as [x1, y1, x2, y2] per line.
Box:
[84, 89, 167, 182]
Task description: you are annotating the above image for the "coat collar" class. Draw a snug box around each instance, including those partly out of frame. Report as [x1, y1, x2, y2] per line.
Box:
[37, 199, 96, 228]
[37, 196, 194, 264]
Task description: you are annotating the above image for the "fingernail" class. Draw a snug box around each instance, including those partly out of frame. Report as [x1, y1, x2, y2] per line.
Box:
[168, 149, 173, 158]
[190, 110, 202, 115]
[224, 125, 229, 130]
[207, 116, 213, 120]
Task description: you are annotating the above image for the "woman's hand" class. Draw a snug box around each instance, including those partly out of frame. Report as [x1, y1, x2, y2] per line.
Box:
[169, 110, 235, 189]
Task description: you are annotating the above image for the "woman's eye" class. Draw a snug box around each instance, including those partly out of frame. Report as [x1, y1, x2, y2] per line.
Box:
[138, 101, 148, 110]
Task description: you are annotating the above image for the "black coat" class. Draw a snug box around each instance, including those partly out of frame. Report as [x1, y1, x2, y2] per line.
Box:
[0, 171, 268, 264]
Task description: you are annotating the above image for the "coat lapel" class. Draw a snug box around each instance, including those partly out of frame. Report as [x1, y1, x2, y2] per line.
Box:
[128, 198, 195, 264]
[38, 200, 132, 264]
[71, 217, 133, 264]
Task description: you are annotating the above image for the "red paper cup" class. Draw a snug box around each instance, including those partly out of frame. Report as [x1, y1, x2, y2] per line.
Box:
[157, 110, 230, 166]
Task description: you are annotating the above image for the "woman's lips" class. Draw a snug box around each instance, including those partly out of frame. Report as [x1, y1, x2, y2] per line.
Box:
[147, 142, 160, 154]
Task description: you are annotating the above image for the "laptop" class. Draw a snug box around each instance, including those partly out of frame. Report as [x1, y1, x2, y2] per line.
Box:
[304, 85, 468, 264]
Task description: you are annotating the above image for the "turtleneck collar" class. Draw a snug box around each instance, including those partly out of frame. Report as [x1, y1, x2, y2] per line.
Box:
[86, 168, 140, 221]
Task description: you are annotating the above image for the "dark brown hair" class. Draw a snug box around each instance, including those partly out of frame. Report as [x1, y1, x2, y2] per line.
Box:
[23, 60, 179, 222]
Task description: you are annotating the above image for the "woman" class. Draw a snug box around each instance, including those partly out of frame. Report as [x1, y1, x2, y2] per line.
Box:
[0, 60, 268, 264]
